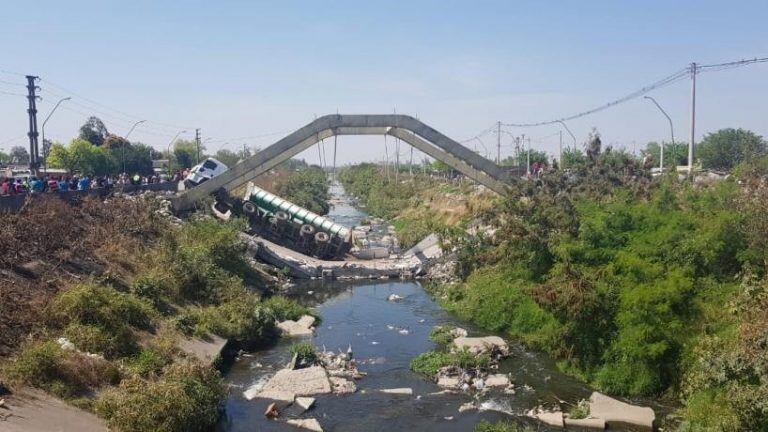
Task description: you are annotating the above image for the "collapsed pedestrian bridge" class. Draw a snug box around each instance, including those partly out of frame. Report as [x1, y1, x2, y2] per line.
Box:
[172, 114, 509, 212]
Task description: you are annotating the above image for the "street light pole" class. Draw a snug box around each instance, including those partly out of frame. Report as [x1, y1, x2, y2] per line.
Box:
[555, 120, 577, 149]
[41, 96, 71, 172]
[644, 96, 675, 171]
[122, 120, 146, 173]
[167, 130, 187, 174]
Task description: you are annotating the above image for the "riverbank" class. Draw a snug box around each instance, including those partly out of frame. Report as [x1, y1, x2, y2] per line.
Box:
[0, 193, 312, 431]
[338, 161, 768, 430]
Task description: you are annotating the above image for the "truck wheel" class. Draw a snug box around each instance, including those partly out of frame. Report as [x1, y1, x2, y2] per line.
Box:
[275, 211, 289, 221]
[314, 232, 330, 243]
[243, 201, 257, 214]
[300, 224, 315, 236]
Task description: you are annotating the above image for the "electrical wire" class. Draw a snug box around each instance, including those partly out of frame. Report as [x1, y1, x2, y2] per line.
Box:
[0, 89, 26, 97]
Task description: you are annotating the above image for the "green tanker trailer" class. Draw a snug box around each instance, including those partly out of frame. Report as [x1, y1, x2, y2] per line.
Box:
[234, 182, 352, 259]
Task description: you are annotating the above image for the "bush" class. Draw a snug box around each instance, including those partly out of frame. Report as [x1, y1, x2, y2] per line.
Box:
[289, 342, 317, 366]
[63, 323, 137, 359]
[262, 295, 315, 322]
[50, 283, 155, 331]
[2, 340, 119, 398]
[96, 361, 224, 432]
[474, 420, 534, 432]
[410, 349, 490, 377]
[189, 297, 276, 348]
[568, 399, 590, 420]
[123, 349, 171, 377]
[429, 326, 454, 346]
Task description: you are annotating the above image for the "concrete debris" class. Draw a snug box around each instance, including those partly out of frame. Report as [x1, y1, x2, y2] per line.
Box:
[277, 314, 316, 337]
[450, 327, 468, 338]
[264, 402, 280, 418]
[379, 388, 413, 395]
[286, 418, 324, 432]
[254, 389, 296, 406]
[589, 391, 655, 430]
[453, 336, 509, 357]
[527, 408, 565, 428]
[387, 294, 403, 302]
[563, 417, 606, 429]
[484, 374, 510, 388]
[260, 366, 331, 397]
[458, 402, 477, 413]
[329, 377, 356, 395]
[437, 376, 460, 389]
[295, 397, 316, 412]
[56, 337, 75, 351]
[398, 329, 409, 335]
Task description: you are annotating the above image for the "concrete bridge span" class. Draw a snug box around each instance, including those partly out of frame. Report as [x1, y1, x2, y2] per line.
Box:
[172, 114, 509, 212]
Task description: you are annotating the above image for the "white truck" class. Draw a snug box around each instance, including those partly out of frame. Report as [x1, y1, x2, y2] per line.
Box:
[184, 158, 228, 188]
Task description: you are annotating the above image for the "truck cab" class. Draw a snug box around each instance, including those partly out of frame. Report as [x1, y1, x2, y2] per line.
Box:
[184, 158, 228, 188]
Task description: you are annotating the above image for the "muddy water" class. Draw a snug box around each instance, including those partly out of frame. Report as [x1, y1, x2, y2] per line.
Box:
[219, 183, 646, 431]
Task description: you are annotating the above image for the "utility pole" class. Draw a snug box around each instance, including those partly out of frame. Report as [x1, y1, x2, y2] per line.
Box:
[526, 137, 531, 175]
[25, 75, 40, 176]
[688, 62, 696, 176]
[559, 130, 563, 169]
[496, 121, 501, 164]
[195, 128, 201, 164]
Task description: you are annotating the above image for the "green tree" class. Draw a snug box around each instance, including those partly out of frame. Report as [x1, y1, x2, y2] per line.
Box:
[214, 149, 242, 168]
[697, 128, 766, 171]
[47, 138, 116, 176]
[173, 139, 201, 169]
[9, 146, 30, 164]
[561, 147, 586, 168]
[0, 150, 10, 164]
[79, 116, 109, 146]
[501, 150, 548, 170]
[644, 141, 689, 168]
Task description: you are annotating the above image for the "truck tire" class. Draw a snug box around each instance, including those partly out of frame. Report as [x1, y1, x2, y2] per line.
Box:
[314, 232, 330, 243]
[242, 201, 257, 215]
[300, 224, 315, 236]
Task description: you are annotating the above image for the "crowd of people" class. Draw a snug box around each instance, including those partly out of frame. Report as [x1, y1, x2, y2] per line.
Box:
[0, 170, 190, 196]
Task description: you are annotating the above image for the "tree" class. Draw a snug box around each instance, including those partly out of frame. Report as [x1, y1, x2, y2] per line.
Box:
[697, 128, 766, 171]
[561, 147, 586, 168]
[173, 139, 201, 169]
[644, 141, 689, 168]
[501, 150, 549, 170]
[79, 116, 109, 146]
[0, 150, 10, 165]
[9, 146, 30, 164]
[214, 149, 242, 168]
[47, 138, 116, 176]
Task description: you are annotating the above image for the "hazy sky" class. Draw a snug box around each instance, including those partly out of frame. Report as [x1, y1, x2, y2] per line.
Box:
[1, 1, 767, 165]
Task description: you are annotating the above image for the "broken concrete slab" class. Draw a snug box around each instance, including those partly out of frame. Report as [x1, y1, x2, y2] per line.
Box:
[453, 336, 509, 356]
[286, 418, 324, 432]
[261, 366, 332, 396]
[485, 374, 510, 387]
[589, 392, 655, 430]
[277, 317, 315, 337]
[177, 334, 228, 365]
[1, 388, 108, 432]
[535, 410, 564, 428]
[437, 376, 460, 389]
[253, 389, 295, 406]
[295, 397, 316, 412]
[329, 376, 356, 394]
[379, 388, 413, 395]
[296, 315, 316, 328]
[564, 417, 606, 429]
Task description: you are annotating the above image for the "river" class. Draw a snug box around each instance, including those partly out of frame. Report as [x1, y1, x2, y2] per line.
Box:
[218, 184, 631, 431]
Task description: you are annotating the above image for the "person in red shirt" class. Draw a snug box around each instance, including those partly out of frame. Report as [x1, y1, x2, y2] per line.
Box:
[47, 177, 59, 192]
[0, 178, 9, 196]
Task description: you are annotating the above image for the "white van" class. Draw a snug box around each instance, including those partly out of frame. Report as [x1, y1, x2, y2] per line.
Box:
[184, 158, 228, 188]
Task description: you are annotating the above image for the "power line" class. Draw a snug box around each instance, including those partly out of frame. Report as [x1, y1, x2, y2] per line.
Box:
[0, 89, 27, 97]
[503, 67, 690, 128]
[698, 56, 768, 73]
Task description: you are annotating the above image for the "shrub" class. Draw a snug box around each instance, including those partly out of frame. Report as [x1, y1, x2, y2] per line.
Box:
[50, 283, 155, 331]
[289, 342, 317, 366]
[189, 297, 276, 348]
[96, 361, 224, 432]
[568, 399, 590, 420]
[410, 351, 453, 377]
[123, 349, 171, 377]
[410, 349, 489, 377]
[429, 326, 454, 346]
[63, 323, 137, 359]
[2, 340, 119, 398]
[474, 420, 534, 432]
[262, 295, 315, 322]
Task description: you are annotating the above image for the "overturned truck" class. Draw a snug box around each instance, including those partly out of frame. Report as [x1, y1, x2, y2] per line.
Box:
[214, 183, 352, 260]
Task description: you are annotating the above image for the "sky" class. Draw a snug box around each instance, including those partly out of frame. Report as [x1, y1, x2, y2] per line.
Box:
[1, 0, 767, 165]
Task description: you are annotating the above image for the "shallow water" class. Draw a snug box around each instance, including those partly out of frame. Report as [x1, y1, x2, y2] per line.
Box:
[218, 182, 654, 431]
